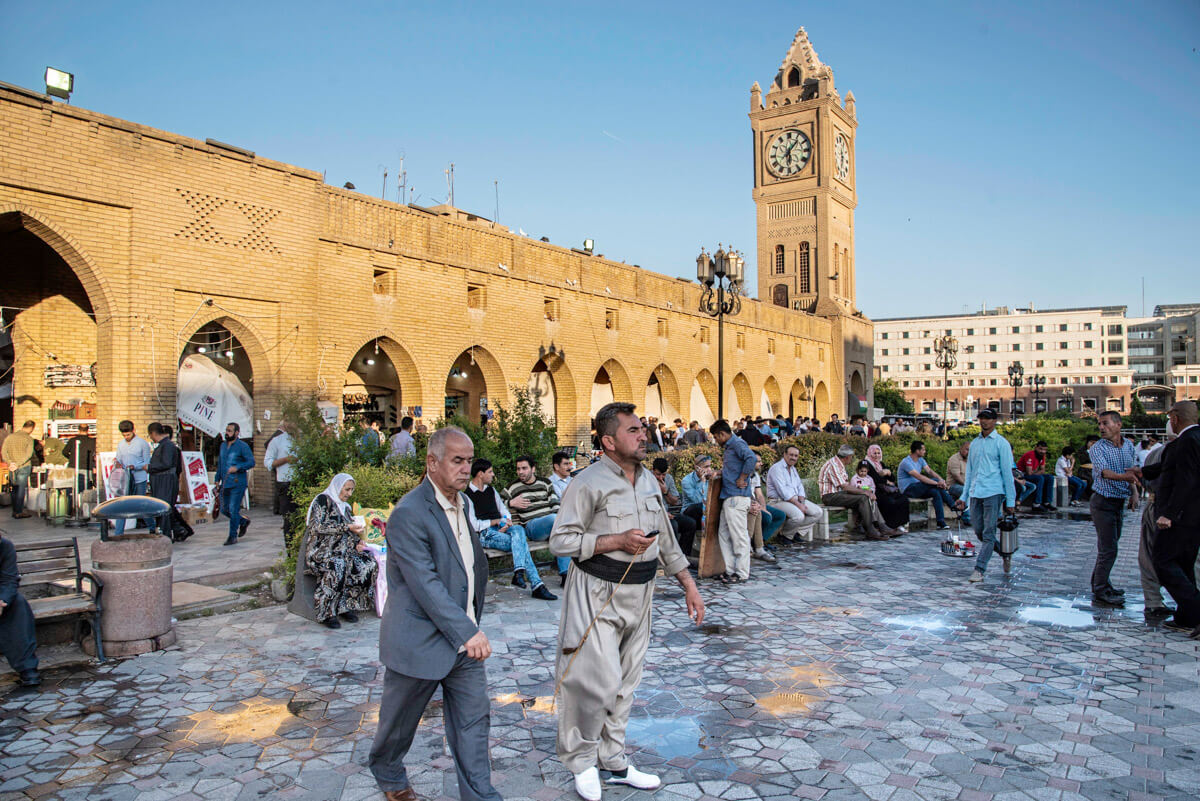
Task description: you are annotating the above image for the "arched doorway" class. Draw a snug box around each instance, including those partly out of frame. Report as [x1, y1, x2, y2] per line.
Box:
[814, 381, 830, 420]
[762, 376, 783, 418]
[848, 370, 866, 418]
[344, 339, 402, 429]
[690, 369, 719, 427]
[178, 321, 256, 467]
[789, 379, 808, 419]
[644, 364, 681, 423]
[0, 209, 112, 442]
[731, 373, 752, 420]
[590, 358, 633, 417]
[529, 359, 557, 424]
[446, 346, 505, 426]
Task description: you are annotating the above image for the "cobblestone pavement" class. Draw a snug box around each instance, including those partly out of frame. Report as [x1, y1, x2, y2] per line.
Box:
[2, 512, 1198, 801]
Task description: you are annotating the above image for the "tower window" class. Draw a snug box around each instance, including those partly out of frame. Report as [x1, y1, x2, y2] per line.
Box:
[798, 242, 810, 293]
[772, 284, 788, 308]
[787, 67, 800, 88]
[774, 244, 785, 275]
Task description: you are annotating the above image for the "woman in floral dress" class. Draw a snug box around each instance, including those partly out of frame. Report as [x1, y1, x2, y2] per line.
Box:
[304, 473, 377, 628]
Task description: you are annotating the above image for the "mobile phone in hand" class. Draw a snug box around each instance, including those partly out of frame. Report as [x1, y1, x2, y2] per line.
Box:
[644, 529, 660, 539]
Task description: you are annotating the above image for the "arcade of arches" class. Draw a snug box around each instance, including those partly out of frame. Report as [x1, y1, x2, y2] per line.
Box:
[0, 83, 870, 504]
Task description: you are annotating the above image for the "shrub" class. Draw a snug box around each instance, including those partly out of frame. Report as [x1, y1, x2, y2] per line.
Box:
[437, 385, 558, 488]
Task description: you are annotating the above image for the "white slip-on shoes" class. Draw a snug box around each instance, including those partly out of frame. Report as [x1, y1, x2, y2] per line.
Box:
[605, 763, 661, 790]
[574, 767, 602, 801]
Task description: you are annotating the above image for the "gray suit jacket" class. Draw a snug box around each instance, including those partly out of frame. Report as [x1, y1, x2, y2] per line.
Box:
[380, 479, 489, 680]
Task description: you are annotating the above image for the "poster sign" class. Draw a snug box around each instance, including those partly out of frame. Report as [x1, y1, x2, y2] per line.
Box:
[98, 452, 119, 502]
[413, 406, 422, 419]
[181, 451, 215, 513]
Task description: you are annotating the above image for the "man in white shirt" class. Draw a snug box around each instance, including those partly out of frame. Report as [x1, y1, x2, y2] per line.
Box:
[264, 422, 296, 544]
[765, 444, 823, 541]
[549, 451, 574, 498]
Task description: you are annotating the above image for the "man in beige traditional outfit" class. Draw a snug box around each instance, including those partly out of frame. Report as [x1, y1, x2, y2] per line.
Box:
[551, 402, 706, 801]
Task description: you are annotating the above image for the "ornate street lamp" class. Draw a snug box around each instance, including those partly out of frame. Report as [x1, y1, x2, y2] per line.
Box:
[804, 374, 815, 418]
[1029, 373, 1046, 414]
[934, 334, 959, 438]
[698, 244, 745, 420]
[1007, 362, 1025, 420]
[1062, 384, 1074, 412]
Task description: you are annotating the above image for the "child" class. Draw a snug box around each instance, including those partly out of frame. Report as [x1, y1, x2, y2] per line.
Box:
[1055, 445, 1087, 506]
[851, 461, 876, 494]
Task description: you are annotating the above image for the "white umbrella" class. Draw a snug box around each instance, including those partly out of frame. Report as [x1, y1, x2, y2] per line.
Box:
[177, 354, 253, 438]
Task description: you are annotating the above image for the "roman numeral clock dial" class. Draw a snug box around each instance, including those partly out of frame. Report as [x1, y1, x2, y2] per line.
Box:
[766, 129, 811, 178]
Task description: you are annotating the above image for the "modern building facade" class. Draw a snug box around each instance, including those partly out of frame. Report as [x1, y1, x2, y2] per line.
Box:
[1128, 304, 1200, 411]
[873, 305, 1134, 418]
[0, 28, 873, 502]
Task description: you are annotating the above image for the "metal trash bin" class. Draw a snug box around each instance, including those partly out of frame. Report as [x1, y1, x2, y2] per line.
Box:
[86, 496, 177, 657]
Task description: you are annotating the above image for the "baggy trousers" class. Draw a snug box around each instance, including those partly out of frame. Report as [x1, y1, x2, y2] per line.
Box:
[369, 657, 502, 801]
[556, 565, 654, 775]
[1153, 523, 1200, 628]
[0, 592, 39, 676]
[1139, 500, 1167, 609]
[718, 496, 752, 579]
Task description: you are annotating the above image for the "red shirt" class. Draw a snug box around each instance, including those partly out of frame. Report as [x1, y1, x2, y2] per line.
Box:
[1017, 450, 1045, 475]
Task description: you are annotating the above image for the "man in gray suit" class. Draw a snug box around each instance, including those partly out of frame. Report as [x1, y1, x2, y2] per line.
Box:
[369, 427, 502, 801]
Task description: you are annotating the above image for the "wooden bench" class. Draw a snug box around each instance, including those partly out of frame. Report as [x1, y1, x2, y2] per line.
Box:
[820, 496, 935, 536]
[14, 537, 105, 661]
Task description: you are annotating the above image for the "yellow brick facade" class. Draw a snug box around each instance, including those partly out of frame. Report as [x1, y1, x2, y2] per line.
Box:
[0, 38, 871, 501]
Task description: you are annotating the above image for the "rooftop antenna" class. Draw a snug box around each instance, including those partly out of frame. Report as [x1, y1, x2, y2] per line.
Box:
[380, 166, 388, 200]
[398, 156, 407, 204]
[445, 162, 455, 206]
[493, 180, 499, 228]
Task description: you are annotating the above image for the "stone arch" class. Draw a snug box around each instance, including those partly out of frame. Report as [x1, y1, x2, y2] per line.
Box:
[814, 381, 830, 420]
[0, 207, 117, 325]
[690, 369, 719, 427]
[531, 350, 578, 437]
[590, 357, 633, 408]
[341, 335, 425, 428]
[789, 379, 808, 419]
[446, 344, 507, 423]
[644, 363, 681, 422]
[731, 373, 752, 419]
[184, 312, 274, 399]
[762, 376, 783, 418]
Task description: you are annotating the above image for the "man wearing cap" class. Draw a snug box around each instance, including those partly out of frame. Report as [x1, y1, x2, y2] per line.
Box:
[551, 402, 704, 801]
[961, 408, 1016, 583]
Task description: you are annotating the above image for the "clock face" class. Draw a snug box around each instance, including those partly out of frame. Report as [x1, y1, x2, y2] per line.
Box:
[766, 129, 811, 178]
[835, 134, 850, 180]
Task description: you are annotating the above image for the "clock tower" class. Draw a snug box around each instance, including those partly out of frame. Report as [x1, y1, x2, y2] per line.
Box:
[750, 28, 858, 317]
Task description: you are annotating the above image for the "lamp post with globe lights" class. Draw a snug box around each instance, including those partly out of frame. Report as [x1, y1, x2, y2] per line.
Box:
[697, 245, 745, 420]
[1008, 362, 1025, 420]
[934, 334, 959, 438]
[1029, 373, 1046, 414]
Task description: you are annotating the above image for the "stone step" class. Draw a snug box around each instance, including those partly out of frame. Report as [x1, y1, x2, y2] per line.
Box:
[171, 581, 246, 618]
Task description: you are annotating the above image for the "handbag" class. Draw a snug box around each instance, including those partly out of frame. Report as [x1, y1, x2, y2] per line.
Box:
[211, 483, 222, 517]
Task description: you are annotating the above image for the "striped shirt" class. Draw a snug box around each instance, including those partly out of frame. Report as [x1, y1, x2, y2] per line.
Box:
[504, 477, 560, 524]
[818, 456, 850, 497]
[1088, 437, 1137, 499]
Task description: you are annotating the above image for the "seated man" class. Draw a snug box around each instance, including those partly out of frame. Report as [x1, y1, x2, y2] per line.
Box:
[748, 455, 785, 562]
[765, 443, 823, 541]
[549, 450, 574, 498]
[1054, 446, 1087, 507]
[651, 458, 698, 557]
[1, 532, 41, 687]
[898, 440, 959, 531]
[505, 455, 571, 586]
[946, 440, 972, 524]
[1012, 467, 1039, 507]
[465, 459, 557, 601]
[1017, 440, 1055, 512]
[819, 445, 898, 540]
[679, 454, 712, 548]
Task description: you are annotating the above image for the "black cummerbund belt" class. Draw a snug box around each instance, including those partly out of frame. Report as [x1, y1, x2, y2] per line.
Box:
[573, 553, 658, 584]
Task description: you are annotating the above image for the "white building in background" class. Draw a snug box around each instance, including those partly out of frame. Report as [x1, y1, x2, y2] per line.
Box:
[1127, 304, 1200, 411]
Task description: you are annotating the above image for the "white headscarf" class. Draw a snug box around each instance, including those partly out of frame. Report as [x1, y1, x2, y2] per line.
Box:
[307, 472, 355, 524]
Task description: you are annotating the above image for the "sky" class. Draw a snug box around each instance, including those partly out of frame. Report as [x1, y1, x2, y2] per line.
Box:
[2, 0, 1197, 319]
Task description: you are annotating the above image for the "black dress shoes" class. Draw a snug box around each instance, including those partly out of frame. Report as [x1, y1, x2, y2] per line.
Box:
[512, 569, 528, 589]
[1144, 607, 1173, 623]
[532, 584, 558, 601]
[322, 617, 341, 629]
[340, 611, 359, 623]
[559, 571, 568, 588]
[238, 518, 250, 538]
[19, 671, 41, 687]
[1092, 592, 1125, 608]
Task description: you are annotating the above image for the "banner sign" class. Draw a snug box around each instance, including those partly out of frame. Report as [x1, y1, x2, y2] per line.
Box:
[181, 451, 215, 513]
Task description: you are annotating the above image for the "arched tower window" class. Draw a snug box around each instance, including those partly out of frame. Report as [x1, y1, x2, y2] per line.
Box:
[787, 67, 801, 88]
[798, 242, 810, 293]
[774, 244, 785, 275]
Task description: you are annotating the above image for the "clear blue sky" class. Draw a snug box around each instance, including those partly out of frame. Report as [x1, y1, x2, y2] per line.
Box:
[2, 0, 1197, 318]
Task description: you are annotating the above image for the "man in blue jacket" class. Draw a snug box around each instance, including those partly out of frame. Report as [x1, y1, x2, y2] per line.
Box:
[961, 409, 1016, 583]
[217, 422, 255, 546]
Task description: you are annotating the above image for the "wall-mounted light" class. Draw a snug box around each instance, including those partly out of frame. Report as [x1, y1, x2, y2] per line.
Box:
[224, 350, 234, 358]
[45, 67, 73, 101]
[365, 358, 376, 366]
[197, 346, 207, 353]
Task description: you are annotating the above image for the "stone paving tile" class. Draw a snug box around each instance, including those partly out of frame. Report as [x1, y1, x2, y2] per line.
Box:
[1, 512, 1198, 800]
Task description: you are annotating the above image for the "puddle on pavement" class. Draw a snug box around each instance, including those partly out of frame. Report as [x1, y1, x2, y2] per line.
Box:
[757, 661, 840, 718]
[189, 697, 296, 742]
[1017, 598, 1096, 628]
[699, 623, 761, 636]
[883, 614, 965, 632]
[492, 692, 556, 714]
[625, 715, 707, 758]
[829, 561, 873, 570]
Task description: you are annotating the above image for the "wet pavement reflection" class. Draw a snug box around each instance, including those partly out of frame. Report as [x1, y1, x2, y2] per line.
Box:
[2, 510, 1198, 800]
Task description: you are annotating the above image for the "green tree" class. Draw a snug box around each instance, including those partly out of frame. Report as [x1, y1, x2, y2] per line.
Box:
[438, 385, 558, 488]
[873, 378, 914, 416]
[1130, 395, 1146, 417]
